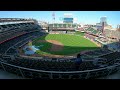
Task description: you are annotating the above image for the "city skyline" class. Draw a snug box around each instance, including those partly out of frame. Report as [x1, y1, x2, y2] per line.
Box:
[0, 11, 120, 28]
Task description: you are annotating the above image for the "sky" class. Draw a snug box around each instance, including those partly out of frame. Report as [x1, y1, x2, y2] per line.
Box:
[0, 11, 120, 28]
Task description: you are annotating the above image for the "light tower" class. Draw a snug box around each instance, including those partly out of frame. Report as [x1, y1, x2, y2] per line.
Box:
[52, 12, 55, 29]
[117, 24, 119, 30]
[52, 12, 55, 24]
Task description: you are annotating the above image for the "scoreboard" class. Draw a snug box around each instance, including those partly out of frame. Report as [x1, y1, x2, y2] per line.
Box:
[63, 18, 73, 23]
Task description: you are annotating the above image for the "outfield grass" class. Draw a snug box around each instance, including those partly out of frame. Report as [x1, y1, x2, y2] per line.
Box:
[32, 32, 99, 55]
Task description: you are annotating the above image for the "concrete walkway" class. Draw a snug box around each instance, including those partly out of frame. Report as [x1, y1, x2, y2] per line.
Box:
[0, 69, 23, 79]
[99, 71, 120, 79]
[0, 69, 120, 79]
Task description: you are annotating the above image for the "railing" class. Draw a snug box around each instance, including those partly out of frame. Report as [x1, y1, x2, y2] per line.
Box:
[0, 58, 120, 79]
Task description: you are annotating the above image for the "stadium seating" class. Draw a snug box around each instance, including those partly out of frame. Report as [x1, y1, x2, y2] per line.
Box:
[0, 18, 120, 79]
[85, 27, 99, 35]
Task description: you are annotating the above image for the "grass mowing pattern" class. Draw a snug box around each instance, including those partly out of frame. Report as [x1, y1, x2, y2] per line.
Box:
[32, 32, 99, 55]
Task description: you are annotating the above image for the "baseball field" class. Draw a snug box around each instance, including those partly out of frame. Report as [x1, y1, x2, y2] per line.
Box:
[32, 32, 100, 56]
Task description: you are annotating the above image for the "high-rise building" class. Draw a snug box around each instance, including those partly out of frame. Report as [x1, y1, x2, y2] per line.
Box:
[102, 22, 105, 34]
[117, 24, 120, 31]
[117, 24, 120, 29]
[100, 16, 107, 26]
[96, 16, 108, 30]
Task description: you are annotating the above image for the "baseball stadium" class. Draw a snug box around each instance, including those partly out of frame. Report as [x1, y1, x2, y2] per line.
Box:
[0, 12, 120, 79]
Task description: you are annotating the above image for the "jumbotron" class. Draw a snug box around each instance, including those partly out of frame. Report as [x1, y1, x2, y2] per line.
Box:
[0, 18, 120, 79]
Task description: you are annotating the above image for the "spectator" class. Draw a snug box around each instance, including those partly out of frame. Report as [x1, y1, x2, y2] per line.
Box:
[75, 53, 83, 70]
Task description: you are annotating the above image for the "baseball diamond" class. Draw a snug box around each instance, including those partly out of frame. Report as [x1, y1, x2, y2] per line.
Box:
[32, 33, 100, 56]
[1, 12, 120, 79]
